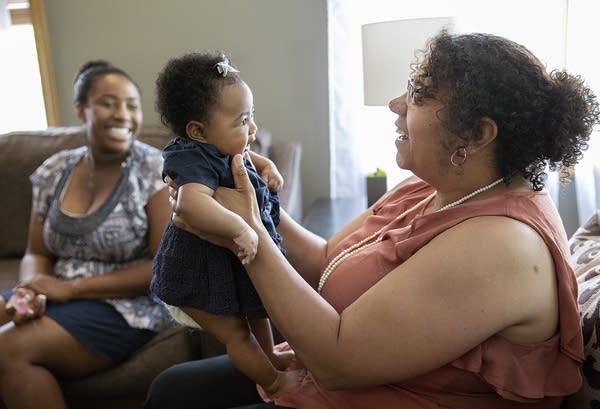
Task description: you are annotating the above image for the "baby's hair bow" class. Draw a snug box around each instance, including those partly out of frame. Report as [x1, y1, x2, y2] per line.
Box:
[215, 59, 239, 77]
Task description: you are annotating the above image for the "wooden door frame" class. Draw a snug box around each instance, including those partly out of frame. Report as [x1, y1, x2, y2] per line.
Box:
[9, 0, 59, 126]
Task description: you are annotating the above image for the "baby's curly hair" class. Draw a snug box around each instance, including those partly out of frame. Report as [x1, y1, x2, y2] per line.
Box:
[410, 30, 600, 190]
[155, 51, 241, 138]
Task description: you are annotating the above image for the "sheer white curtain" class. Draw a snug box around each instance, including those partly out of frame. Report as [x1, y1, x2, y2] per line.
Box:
[328, 0, 599, 233]
[567, 0, 600, 225]
[0, 0, 10, 30]
[327, 0, 458, 197]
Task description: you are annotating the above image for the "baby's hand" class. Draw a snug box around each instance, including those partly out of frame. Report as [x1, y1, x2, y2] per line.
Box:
[233, 226, 258, 265]
[261, 163, 284, 193]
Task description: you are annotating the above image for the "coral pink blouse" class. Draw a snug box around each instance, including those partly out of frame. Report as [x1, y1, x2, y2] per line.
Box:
[273, 178, 582, 409]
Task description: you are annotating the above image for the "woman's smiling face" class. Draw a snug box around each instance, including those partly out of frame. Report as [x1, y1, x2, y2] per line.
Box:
[77, 73, 142, 156]
[388, 90, 448, 180]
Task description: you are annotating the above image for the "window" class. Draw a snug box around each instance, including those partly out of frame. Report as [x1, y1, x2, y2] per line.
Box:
[0, 0, 58, 133]
[329, 0, 600, 232]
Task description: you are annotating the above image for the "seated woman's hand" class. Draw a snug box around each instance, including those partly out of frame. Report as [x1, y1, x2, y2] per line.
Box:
[213, 154, 262, 228]
[5, 287, 47, 324]
[20, 274, 74, 303]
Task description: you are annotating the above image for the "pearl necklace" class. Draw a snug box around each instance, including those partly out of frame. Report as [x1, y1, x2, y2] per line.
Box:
[317, 177, 504, 293]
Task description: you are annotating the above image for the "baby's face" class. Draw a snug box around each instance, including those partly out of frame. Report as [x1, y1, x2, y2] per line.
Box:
[201, 81, 257, 157]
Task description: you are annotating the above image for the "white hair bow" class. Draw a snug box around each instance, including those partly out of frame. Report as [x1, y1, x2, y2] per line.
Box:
[215, 59, 239, 77]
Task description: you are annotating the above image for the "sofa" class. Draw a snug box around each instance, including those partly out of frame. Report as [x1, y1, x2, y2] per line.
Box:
[0, 124, 301, 409]
[566, 210, 600, 409]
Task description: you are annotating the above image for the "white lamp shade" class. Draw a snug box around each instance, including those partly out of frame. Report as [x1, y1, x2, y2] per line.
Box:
[362, 17, 454, 106]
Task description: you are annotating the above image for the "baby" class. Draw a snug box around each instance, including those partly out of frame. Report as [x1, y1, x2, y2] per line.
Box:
[151, 52, 304, 398]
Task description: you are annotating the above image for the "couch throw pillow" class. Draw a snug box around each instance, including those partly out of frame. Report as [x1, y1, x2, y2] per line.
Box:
[566, 210, 600, 409]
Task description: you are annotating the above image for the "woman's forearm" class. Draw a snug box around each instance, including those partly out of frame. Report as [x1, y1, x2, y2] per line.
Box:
[277, 209, 328, 288]
[19, 253, 53, 283]
[70, 260, 153, 299]
[246, 226, 343, 381]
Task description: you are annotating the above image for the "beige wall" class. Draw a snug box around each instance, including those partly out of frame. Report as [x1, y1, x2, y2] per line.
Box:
[44, 0, 330, 213]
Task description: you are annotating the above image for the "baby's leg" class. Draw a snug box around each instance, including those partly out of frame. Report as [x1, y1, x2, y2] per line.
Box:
[247, 318, 276, 363]
[248, 317, 306, 398]
[180, 308, 277, 391]
[181, 307, 304, 399]
[248, 318, 293, 370]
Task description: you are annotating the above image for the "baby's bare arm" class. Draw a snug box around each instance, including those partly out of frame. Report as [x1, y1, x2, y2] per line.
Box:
[175, 183, 257, 262]
[247, 151, 283, 192]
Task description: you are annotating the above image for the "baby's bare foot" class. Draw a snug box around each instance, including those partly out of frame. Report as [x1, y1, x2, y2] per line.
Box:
[263, 368, 306, 399]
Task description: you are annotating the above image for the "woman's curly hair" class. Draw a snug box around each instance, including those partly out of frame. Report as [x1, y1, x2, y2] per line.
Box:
[155, 51, 241, 138]
[410, 30, 600, 190]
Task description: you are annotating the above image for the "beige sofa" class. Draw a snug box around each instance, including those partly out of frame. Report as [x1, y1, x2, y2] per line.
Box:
[0, 124, 301, 409]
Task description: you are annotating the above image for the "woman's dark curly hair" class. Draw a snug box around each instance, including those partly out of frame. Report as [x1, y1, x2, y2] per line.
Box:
[73, 60, 139, 105]
[155, 51, 241, 139]
[409, 30, 600, 190]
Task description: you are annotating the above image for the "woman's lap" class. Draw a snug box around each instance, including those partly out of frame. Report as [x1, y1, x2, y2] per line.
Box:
[144, 354, 293, 409]
[1, 289, 156, 363]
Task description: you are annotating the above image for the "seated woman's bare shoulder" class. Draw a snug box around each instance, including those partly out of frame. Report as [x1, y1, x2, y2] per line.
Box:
[425, 215, 558, 344]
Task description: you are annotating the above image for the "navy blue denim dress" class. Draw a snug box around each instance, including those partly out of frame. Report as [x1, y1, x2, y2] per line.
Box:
[151, 138, 284, 318]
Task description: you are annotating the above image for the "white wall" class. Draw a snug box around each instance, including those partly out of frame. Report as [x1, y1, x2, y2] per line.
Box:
[44, 0, 330, 213]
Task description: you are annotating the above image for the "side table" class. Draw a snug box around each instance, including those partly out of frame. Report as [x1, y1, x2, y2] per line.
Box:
[301, 196, 367, 239]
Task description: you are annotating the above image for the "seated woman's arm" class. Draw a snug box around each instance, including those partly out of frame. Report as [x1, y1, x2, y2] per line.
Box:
[216, 156, 558, 390]
[19, 210, 55, 283]
[275, 207, 372, 289]
[21, 187, 171, 301]
[265, 175, 411, 289]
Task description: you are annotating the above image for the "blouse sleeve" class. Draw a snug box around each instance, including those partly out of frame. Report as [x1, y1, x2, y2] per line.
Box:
[29, 150, 71, 222]
[131, 142, 167, 202]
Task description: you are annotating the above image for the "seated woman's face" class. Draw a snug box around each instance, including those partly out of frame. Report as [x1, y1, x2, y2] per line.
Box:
[388, 90, 448, 180]
[77, 73, 142, 155]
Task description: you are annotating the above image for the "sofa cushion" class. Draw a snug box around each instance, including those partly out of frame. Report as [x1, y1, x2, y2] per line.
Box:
[0, 258, 20, 290]
[0, 127, 86, 258]
[566, 210, 600, 408]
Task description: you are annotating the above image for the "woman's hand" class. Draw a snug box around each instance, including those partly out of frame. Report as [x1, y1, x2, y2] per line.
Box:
[5, 287, 47, 324]
[213, 154, 262, 228]
[20, 274, 75, 303]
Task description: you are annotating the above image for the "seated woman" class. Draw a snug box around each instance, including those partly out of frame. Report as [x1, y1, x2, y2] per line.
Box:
[146, 31, 599, 408]
[0, 60, 172, 409]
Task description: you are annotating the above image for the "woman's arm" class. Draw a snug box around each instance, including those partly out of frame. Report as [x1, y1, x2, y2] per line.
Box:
[19, 210, 55, 283]
[224, 155, 558, 390]
[275, 207, 372, 289]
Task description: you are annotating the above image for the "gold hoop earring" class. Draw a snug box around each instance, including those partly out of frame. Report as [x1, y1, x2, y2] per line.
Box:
[450, 147, 467, 167]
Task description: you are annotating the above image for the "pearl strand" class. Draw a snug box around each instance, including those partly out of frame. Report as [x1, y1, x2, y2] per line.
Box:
[317, 177, 505, 293]
[437, 177, 504, 212]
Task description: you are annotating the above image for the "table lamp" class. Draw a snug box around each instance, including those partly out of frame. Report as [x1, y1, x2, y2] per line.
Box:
[362, 17, 454, 106]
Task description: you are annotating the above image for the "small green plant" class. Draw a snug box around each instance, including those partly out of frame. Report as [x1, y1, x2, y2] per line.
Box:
[367, 167, 387, 178]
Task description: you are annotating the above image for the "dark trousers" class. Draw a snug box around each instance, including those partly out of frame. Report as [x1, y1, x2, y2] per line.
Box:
[144, 354, 294, 409]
